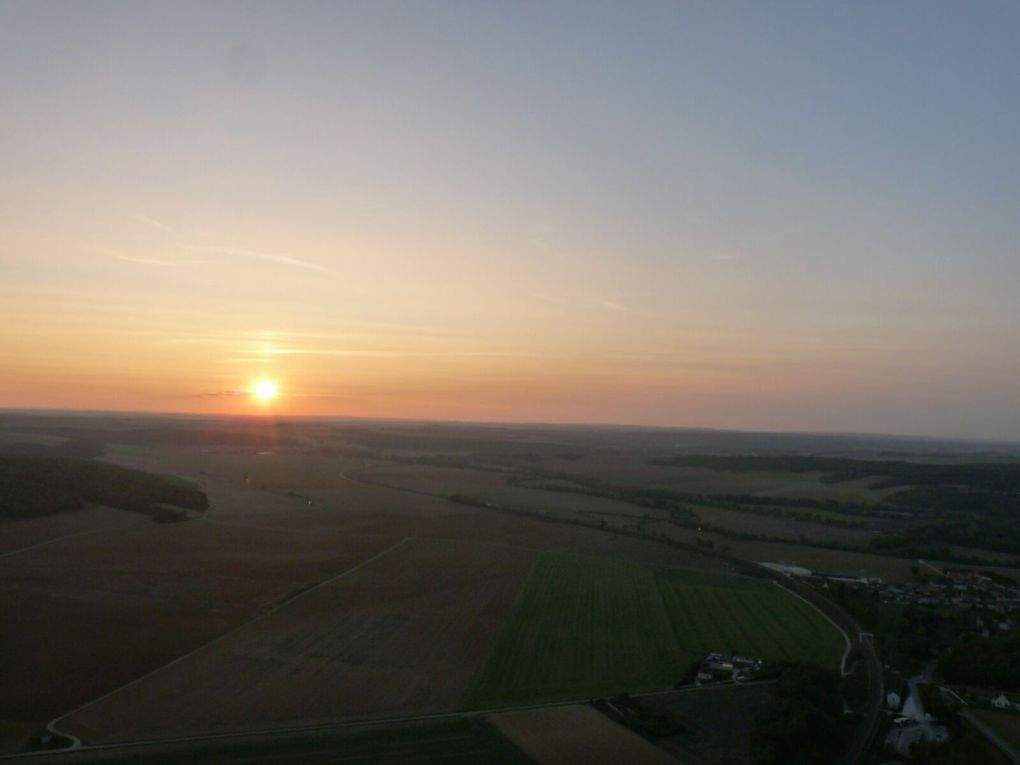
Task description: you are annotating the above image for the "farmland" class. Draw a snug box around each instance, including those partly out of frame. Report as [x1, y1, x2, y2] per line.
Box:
[489, 704, 678, 765]
[1, 521, 402, 729]
[2, 412, 1019, 760]
[973, 710, 1020, 752]
[59, 537, 536, 742]
[22, 718, 533, 765]
[464, 552, 845, 708]
[635, 683, 774, 765]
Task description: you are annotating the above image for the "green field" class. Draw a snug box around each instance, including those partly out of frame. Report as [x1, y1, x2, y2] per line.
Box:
[463, 553, 845, 708]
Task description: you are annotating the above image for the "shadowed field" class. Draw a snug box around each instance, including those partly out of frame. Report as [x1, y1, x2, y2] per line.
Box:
[59, 538, 536, 743]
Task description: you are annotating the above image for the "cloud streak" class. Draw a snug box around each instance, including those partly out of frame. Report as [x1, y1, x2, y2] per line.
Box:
[181, 390, 250, 398]
[132, 215, 334, 275]
[135, 214, 178, 234]
[115, 254, 209, 266]
[224, 348, 519, 362]
[182, 244, 335, 275]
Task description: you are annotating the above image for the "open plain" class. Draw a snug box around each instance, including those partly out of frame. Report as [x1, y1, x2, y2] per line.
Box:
[3, 413, 1019, 760]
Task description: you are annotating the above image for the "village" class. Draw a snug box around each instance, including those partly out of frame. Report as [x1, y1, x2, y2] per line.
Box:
[761, 560, 1020, 760]
[762, 560, 1020, 617]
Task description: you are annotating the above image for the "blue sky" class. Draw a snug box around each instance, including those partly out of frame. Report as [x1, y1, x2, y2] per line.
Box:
[1, 1, 1018, 439]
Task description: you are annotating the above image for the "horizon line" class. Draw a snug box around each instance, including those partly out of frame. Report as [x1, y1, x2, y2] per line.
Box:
[2, 405, 1019, 448]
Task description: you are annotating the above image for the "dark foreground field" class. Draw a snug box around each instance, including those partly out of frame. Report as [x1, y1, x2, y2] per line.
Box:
[13, 718, 531, 765]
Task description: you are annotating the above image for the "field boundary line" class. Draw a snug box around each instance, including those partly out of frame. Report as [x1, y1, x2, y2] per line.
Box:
[45, 536, 412, 746]
[206, 518, 546, 554]
[772, 581, 852, 676]
[2, 681, 777, 761]
[203, 518, 397, 538]
[0, 518, 148, 561]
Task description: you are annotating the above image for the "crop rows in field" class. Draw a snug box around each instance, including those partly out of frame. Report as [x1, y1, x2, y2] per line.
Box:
[60, 538, 536, 743]
[464, 552, 844, 708]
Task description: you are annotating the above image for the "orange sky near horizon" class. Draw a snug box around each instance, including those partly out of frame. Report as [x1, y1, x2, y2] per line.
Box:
[2, 3, 1019, 440]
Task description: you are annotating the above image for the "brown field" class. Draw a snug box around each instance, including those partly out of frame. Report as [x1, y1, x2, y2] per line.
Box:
[0, 431, 67, 448]
[557, 454, 899, 503]
[352, 460, 1020, 584]
[974, 710, 1020, 751]
[355, 463, 875, 553]
[1, 520, 398, 730]
[7, 414, 1017, 758]
[690, 504, 873, 545]
[489, 704, 679, 765]
[358, 463, 671, 520]
[60, 537, 536, 742]
[0, 506, 141, 555]
[8, 439, 721, 751]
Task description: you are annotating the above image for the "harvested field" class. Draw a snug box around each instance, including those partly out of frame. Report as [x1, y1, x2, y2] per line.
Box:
[359, 463, 660, 521]
[59, 537, 537, 743]
[558, 455, 898, 503]
[464, 553, 844, 708]
[973, 710, 1020, 752]
[690, 504, 873, 544]
[489, 704, 678, 765]
[0, 505, 141, 555]
[0, 520, 398, 741]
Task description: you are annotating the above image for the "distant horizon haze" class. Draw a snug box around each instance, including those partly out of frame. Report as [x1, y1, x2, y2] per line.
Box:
[3, 406, 1020, 449]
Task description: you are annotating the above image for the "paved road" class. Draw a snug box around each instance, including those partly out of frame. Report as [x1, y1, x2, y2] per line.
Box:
[841, 633, 883, 765]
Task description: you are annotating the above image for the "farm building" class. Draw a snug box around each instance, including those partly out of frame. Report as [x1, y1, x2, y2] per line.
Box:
[991, 693, 1019, 710]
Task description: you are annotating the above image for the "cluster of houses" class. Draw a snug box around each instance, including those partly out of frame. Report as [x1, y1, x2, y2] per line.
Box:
[761, 560, 1020, 618]
[870, 570, 1020, 616]
[884, 716, 950, 756]
[695, 652, 763, 684]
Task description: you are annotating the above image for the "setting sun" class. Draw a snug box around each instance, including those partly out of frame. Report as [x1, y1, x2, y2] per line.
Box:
[253, 379, 278, 402]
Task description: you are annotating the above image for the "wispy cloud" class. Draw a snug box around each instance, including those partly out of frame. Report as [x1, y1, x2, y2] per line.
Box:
[181, 389, 250, 398]
[95, 245, 206, 267]
[595, 298, 629, 312]
[528, 291, 631, 313]
[115, 254, 209, 266]
[182, 244, 335, 275]
[132, 215, 334, 275]
[225, 347, 517, 361]
[135, 214, 178, 235]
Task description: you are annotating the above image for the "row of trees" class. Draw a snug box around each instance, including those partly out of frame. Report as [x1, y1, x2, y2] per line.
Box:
[0, 455, 207, 521]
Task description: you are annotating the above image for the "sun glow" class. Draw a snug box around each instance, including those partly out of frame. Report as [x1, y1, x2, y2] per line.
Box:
[253, 379, 278, 402]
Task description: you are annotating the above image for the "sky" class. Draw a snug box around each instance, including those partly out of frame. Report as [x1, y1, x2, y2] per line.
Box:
[1, 1, 1019, 440]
